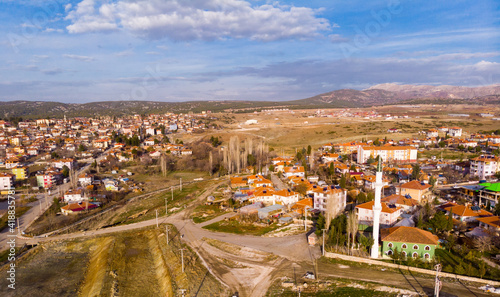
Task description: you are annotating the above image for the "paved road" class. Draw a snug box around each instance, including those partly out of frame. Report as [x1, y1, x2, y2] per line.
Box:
[10, 177, 499, 297]
[0, 150, 110, 252]
[270, 173, 289, 190]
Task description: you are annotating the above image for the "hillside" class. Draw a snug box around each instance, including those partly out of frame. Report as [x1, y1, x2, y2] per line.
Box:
[1, 84, 499, 119]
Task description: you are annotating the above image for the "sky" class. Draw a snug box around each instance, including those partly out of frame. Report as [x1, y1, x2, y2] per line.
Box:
[0, 0, 499, 103]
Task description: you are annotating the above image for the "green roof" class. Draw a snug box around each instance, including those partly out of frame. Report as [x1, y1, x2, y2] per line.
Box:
[485, 183, 500, 192]
[479, 183, 491, 187]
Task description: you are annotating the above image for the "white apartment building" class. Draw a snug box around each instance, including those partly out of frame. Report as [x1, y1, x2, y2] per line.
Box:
[470, 155, 499, 180]
[312, 186, 346, 216]
[448, 127, 462, 137]
[357, 146, 418, 164]
[0, 173, 14, 190]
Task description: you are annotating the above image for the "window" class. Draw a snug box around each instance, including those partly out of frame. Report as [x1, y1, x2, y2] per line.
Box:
[401, 251, 407, 258]
[388, 243, 393, 248]
[401, 244, 407, 249]
[424, 253, 430, 259]
[424, 246, 431, 251]
[387, 250, 393, 256]
[413, 245, 419, 250]
[412, 252, 418, 258]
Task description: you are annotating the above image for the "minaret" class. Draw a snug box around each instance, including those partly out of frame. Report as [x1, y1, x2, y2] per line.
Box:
[371, 159, 383, 258]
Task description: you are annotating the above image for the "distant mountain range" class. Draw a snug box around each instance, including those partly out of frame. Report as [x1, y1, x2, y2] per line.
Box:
[1, 84, 499, 119]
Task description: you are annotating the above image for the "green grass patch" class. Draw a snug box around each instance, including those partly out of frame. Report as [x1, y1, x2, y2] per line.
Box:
[110, 180, 214, 226]
[203, 218, 282, 236]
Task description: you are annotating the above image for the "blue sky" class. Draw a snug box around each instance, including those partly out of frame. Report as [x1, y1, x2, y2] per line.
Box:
[0, 0, 499, 102]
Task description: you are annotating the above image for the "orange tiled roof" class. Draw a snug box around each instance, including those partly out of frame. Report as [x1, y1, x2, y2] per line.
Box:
[381, 226, 439, 245]
[476, 216, 500, 229]
[444, 205, 493, 218]
[355, 201, 401, 214]
[401, 180, 431, 191]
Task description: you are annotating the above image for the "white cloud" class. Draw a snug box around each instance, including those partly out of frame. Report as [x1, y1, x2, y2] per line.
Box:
[63, 54, 96, 62]
[65, 0, 331, 41]
[66, 0, 118, 33]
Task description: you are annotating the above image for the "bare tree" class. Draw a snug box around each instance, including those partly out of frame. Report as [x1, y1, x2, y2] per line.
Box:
[473, 236, 492, 253]
[347, 211, 358, 252]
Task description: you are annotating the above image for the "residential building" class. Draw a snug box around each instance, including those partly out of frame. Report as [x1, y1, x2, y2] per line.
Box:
[61, 201, 98, 215]
[399, 180, 432, 204]
[64, 189, 84, 203]
[283, 166, 305, 178]
[443, 204, 493, 222]
[312, 186, 346, 218]
[356, 201, 402, 228]
[381, 226, 439, 260]
[357, 146, 417, 164]
[381, 194, 419, 213]
[470, 155, 499, 180]
[273, 189, 300, 205]
[0, 173, 14, 190]
[476, 216, 500, 236]
[448, 127, 462, 137]
[11, 166, 27, 181]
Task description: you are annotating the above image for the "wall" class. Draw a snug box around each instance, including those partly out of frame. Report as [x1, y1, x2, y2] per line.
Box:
[324, 252, 500, 286]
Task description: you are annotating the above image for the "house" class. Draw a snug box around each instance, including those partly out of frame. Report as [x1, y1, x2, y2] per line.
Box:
[250, 186, 276, 205]
[427, 129, 438, 138]
[283, 166, 305, 178]
[273, 189, 300, 205]
[61, 201, 98, 215]
[11, 166, 28, 181]
[230, 176, 248, 188]
[380, 226, 439, 260]
[356, 201, 402, 228]
[399, 180, 432, 204]
[64, 189, 84, 203]
[476, 216, 500, 236]
[52, 158, 76, 170]
[78, 173, 94, 186]
[443, 204, 493, 222]
[0, 173, 15, 190]
[363, 175, 390, 190]
[321, 153, 340, 163]
[448, 127, 462, 137]
[292, 198, 313, 215]
[381, 194, 419, 213]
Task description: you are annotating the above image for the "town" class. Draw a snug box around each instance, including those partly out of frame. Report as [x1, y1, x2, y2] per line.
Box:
[0, 106, 499, 296]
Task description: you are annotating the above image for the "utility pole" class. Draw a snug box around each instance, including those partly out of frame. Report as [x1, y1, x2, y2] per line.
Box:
[180, 248, 186, 273]
[180, 178, 182, 191]
[434, 264, 442, 297]
[165, 197, 168, 215]
[304, 208, 308, 231]
[171, 187, 174, 201]
[155, 209, 158, 228]
[166, 225, 170, 244]
[17, 218, 20, 235]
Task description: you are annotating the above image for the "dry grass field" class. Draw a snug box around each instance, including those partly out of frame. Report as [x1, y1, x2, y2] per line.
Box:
[178, 104, 500, 154]
[0, 226, 226, 297]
